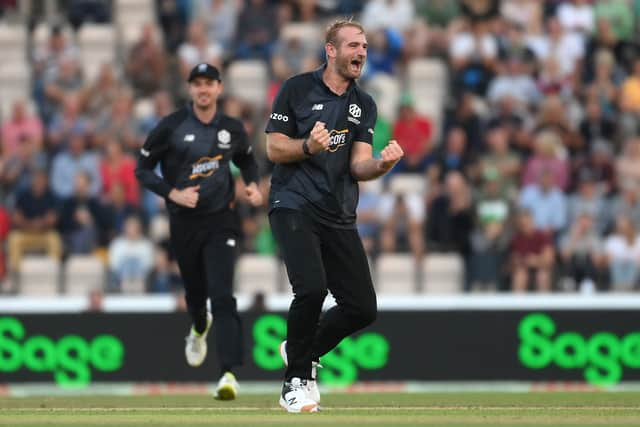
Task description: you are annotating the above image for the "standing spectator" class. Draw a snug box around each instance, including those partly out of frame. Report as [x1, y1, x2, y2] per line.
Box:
[559, 213, 603, 291]
[50, 132, 101, 200]
[125, 23, 167, 97]
[108, 215, 154, 293]
[509, 210, 555, 292]
[7, 170, 62, 275]
[519, 168, 568, 235]
[603, 215, 640, 290]
[392, 94, 434, 173]
[1, 99, 44, 158]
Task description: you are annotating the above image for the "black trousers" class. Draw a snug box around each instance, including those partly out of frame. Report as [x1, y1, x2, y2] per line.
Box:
[270, 208, 377, 380]
[170, 209, 243, 372]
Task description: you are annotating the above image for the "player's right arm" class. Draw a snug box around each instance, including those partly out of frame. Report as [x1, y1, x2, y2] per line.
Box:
[135, 117, 200, 208]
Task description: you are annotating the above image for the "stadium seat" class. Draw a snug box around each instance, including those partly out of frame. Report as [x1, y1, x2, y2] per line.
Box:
[421, 254, 464, 294]
[280, 22, 321, 45]
[78, 24, 116, 81]
[0, 62, 31, 118]
[407, 58, 448, 141]
[388, 173, 427, 195]
[226, 60, 268, 106]
[375, 254, 418, 294]
[235, 255, 281, 296]
[0, 25, 26, 63]
[64, 255, 106, 295]
[18, 256, 61, 296]
[32, 23, 74, 55]
[365, 74, 401, 121]
[115, 0, 158, 51]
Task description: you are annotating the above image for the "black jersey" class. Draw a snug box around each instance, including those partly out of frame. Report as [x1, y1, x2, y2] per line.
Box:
[135, 104, 258, 217]
[265, 66, 377, 228]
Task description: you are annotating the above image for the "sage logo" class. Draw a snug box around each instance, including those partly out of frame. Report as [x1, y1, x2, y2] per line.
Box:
[0, 317, 124, 387]
[518, 313, 640, 386]
[253, 314, 388, 385]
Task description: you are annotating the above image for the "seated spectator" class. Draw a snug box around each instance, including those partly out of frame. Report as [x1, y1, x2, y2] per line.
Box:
[556, 0, 594, 37]
[533, 96, 584, 157]
[583, 49, 621, 119]
[616, 137, 640, 189]
[7, 170, 62, 275]
[391, 94, 434, 173]
[43, 56, 84, 120]
[594, 0, 634, 42]
[603, 215, 640, 291]
[500, 0, 542, 34]
[1, 99, 44, 158]
[443, 91, 482, 149]
[559, 213, 604, 292]
[567, 170, 608, 234]
[379, 189, 425, 261]
[146, 244, 182, 293]
[361, 0, 414, 32]
[509, 210, 555, 292]
[178, 20, 223, 81]
[571, 140, 616, 195]
[233, 0, 278, 60]
[196, 0, 239, 50]
[356, 181, 382, 257]
[125, 23, 167, 97]
[429, 126, 476, 183]
[1, 135, 48, 199]
[66, 0, 111, 30]
[137, 90, 174, 137]
[479, 124, 521, 199]
[80, 63, 122, 119]
[522, 130, 569, 191]
[579, 96, 617, 150]
[271, 33, 320, 82]
[618, 58, 640, 138]
[526, 16, 584, 80]
[50, 131, 101, 200]
[487, 56, 541, 109]
[59, 171, 110, 254]
[610, 180, 640, 231]
[93, 89, 139, 151]
[100, 138, 139, 207]
[519, 168, 568, 235]
[449, 19, 498, 96]
[362, 28, 403, 80]
[103, 183, 142, 234]
[47, 94, 91, 152]
[108, 215, 154, 293]
[426, 171, 474, 289]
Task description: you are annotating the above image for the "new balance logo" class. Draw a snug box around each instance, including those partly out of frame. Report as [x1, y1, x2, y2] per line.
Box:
[312, 104, 324, 111]
[287, 397, 297, 405]
[184, 134, 195, 142]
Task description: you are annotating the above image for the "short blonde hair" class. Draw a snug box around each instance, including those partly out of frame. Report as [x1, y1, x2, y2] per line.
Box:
[325, 19, 365, 46]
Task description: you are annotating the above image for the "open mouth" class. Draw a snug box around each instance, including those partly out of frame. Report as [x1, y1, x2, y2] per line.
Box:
[350, 58, 363, 72]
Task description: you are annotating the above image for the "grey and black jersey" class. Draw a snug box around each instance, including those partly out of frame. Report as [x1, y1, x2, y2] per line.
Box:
[265, 66, 377, 228]
[136, 104, 258, 217]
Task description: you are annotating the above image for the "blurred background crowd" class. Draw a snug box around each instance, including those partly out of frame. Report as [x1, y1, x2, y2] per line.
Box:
[0, 0, 639, 296]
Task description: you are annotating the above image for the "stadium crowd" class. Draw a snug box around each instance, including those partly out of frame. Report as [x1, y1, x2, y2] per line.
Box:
[1, 0, 640, 294]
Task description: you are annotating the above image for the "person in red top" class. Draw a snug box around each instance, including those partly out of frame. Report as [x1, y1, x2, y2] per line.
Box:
[100, 138, 140, 206]
[392, 93, 434, 173]
[1, 99, 44, 157]
[510, 209, 555, 292]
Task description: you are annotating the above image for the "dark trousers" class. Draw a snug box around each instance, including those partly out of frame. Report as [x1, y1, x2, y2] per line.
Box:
[270, 208, 377, 381]
[170, 209, 243, 372]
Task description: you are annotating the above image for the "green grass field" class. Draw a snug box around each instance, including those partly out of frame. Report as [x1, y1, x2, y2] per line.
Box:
[1, 392, 640, 427]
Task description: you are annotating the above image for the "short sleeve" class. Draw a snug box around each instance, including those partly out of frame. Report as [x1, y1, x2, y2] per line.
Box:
[353, 97, 377, 145]
[265, 79, 297, 137]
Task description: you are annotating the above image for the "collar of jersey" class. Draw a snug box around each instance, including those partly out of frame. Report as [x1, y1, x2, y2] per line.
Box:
[187, 102, 222, 126]
[313, 64, 356, 97]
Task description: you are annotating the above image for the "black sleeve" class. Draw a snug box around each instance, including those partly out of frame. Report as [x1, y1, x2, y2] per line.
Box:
[354, 96, 377, 145]
[265, 78, 298, 137]
[232, 124, 259, 185]
[135, 118, 173, 198]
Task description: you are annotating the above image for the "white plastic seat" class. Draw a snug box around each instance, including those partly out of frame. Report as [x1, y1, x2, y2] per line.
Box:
[365, 74, 401, 121]
[374, 254, 417, 295]
[19, 256, 60, 296]
[0, 25, 26, 62]
[64, 255, 106, 295]
[226, 60, 268, 106]
[388, 173, 427, 195]
[421, 254, 463, 294]
[235, 255, 280, 296]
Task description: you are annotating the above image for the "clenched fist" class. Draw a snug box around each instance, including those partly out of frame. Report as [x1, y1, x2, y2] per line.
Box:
[306, 121, 331, 154]
[379, 140, 404, 172]
[245, 182, 264, 207]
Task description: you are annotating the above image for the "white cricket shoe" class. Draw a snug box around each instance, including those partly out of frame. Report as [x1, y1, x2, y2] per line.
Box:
[185, 311, 213, 367]
[215, 372, 238, 400]
[279, 340, 321, 403]
[279, 377, 319, 413]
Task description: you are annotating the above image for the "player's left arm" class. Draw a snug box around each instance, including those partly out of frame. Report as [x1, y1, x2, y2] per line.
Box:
[232, 126, 263, 207]
[350, 140, 403, 181]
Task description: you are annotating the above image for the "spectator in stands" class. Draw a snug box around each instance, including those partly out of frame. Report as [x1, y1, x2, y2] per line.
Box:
[80, 63, 122, 119]
[536, 56, 573, 99]
[379, 189, 425, 262]
[156, 0, 189, 53]
[1, 100, 44, 158]
[429, 126, 476, 183]
[426, 171, 474, 290]
[449, 19, 498, 95]
[572, 140, 616, 196]
[47, 94, 91, 152]
[271, 33, 320, 83]
[527, 16, 584, 80]
[500, 0, 543, 34]
[137, 90, 174, 138]
[233, 0, 278, 60]
[583, 49, 621, 120]
[108, 215, 154, 293]
[480, 124, 521, 199]
[522, 130, 569, 191]
[93, 89, 139, 151]
[568, 170, 608, 234]
[356, 181, 381, 257]
[195, 0, 240, 51]
[556, 0, 594, 38]
[178, 20, 224, 81]
[533, 96, 584, 157]
[391, 94, 434, 173]
[125, 23, 167, 97]
[460, 0, 500, 23]
[361, 28, 403, 80]
[50, 131, 101, 200]
[603, 215, 640, 290]
[616, 137, 640, 189]
[509, 209, 555, 292]
[487, 55, 541, 109]
[1, 134, 48, 199]
[610, 180, 640, 231]
[67, 0, 111, 30]
[618, 58, 640, 138]
[443, 91, 482, 149]
[361, 0, 414, 32]
[58, 171, 108, 254]
[146, 244, 182, 293]
[519, 168, 568, 235]
[579, 96, 617, 148]
[584, 17, 638, 83]
[7, 169, 62, 275]
[100, 138, 139, 207]
[594, 0, 635, 42]
[103, 183, 141, 234]
[559, 212, 603, 292]
[43, 56, 84, 122]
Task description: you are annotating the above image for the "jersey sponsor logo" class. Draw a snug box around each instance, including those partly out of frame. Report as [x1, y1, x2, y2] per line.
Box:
[312, 103, 324, 111]
[140, 148, 150, 157]
[270, 112, 289, 122]
[349, 104, 361, 118]
[184, 134, 195, 142]
[218, 129, 231, 148]
[328, 129, 349, 153]
[189, 155, 222, 179]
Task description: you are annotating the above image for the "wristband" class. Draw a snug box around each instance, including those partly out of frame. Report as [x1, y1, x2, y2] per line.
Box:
[302, 138, 313, 157]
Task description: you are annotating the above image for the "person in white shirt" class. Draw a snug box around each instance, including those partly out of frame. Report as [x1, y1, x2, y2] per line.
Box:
[603, 215, 640, 290]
